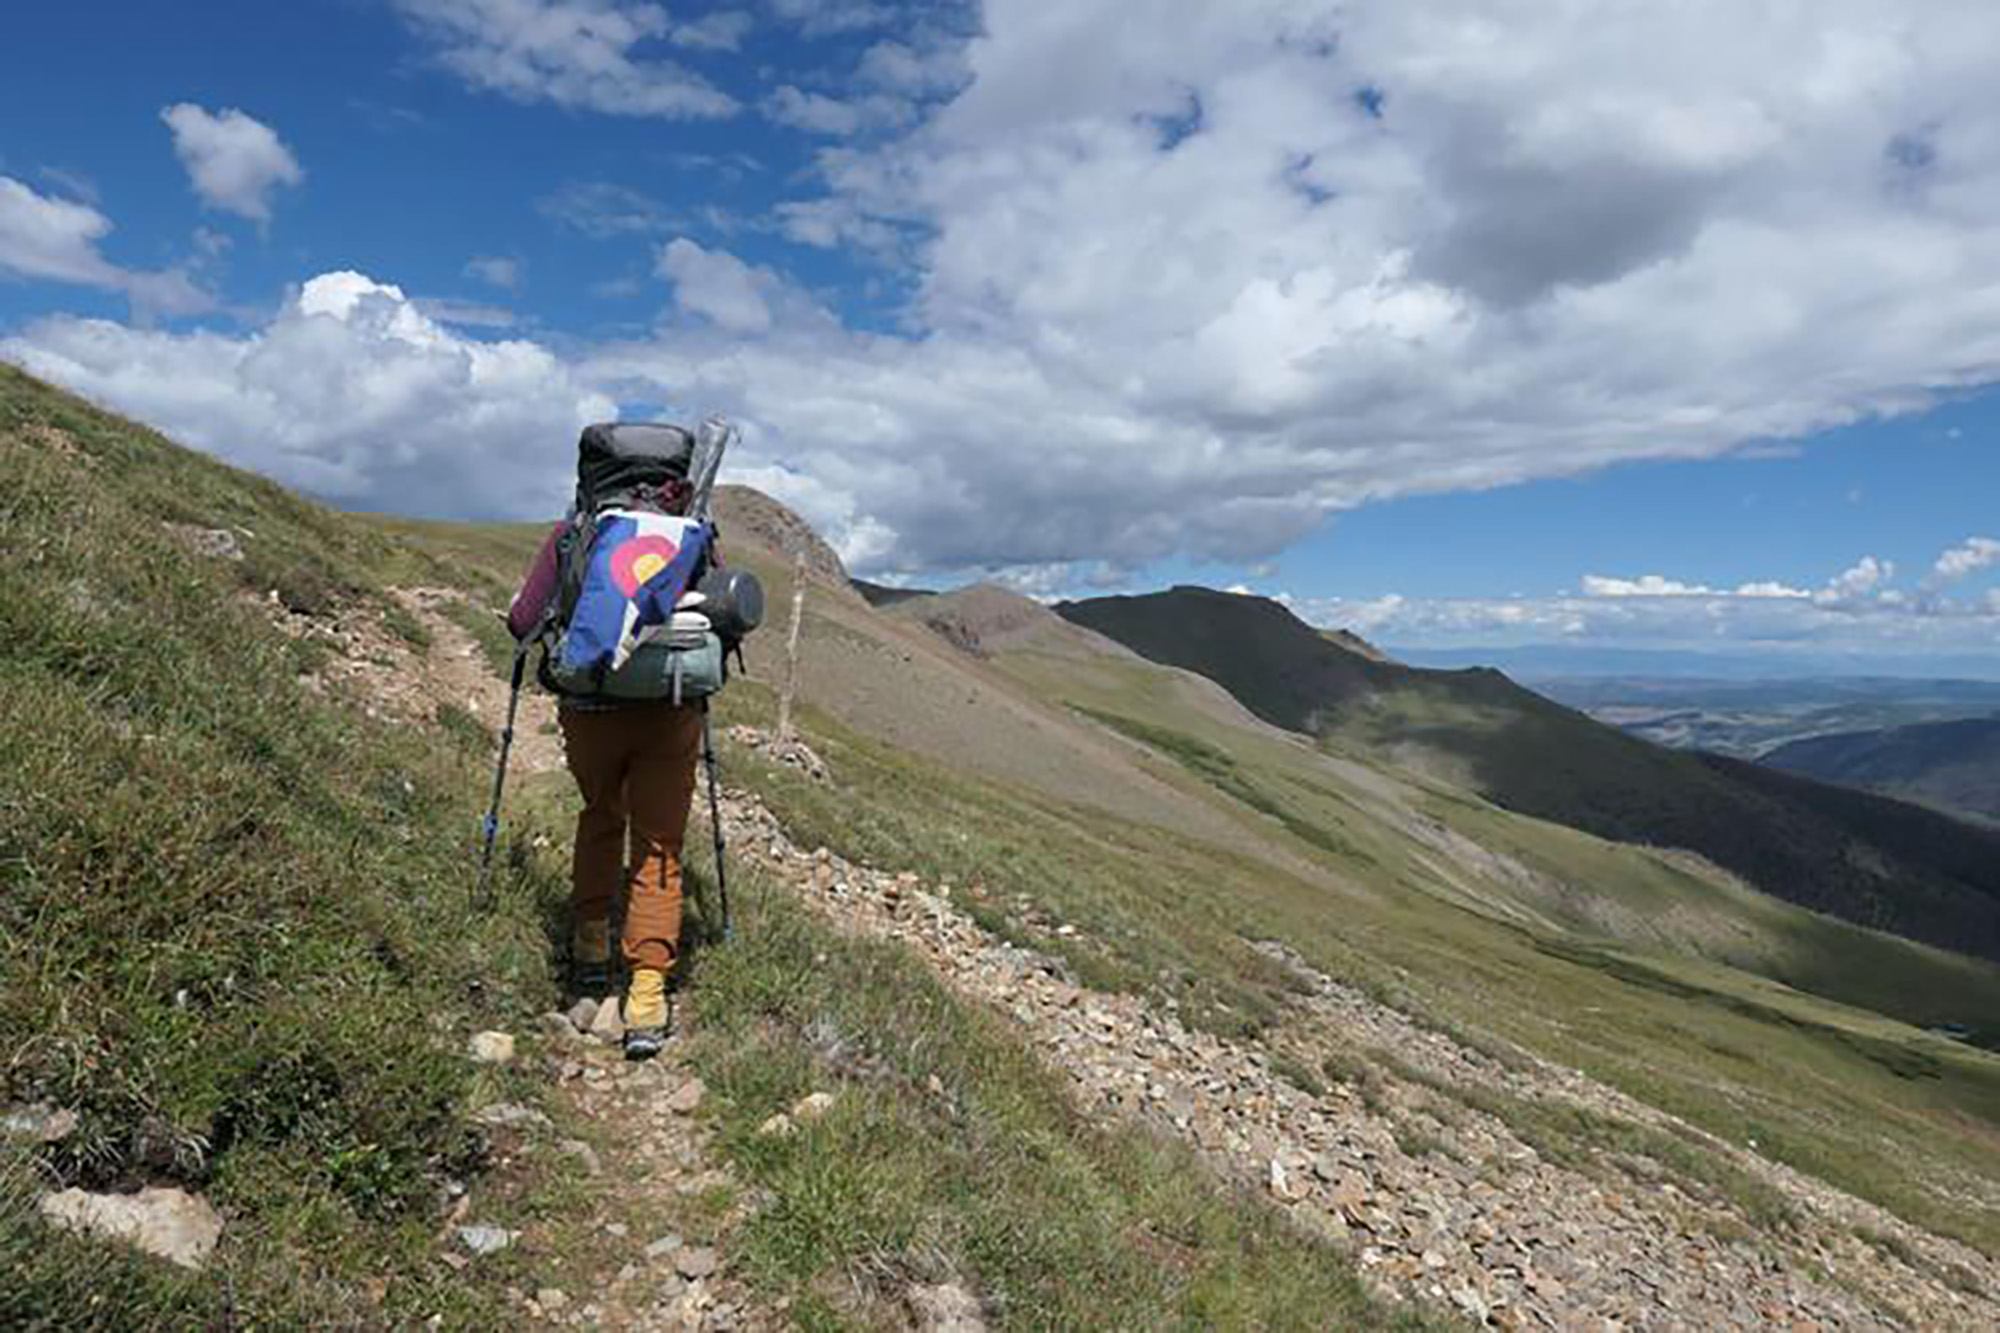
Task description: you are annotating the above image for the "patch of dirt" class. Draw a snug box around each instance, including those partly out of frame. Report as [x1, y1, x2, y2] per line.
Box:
[21, 421, 99, 467]
[258, 584, 564, 777]
[903, 584, 1083, 658]
[393, 587, 564, 777]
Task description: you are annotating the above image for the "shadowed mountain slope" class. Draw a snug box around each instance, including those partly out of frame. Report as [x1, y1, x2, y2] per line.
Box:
[1059, 585, 1405, 729]
[1763, 715, 2000, 825]
[1059, 587, 2000, 966]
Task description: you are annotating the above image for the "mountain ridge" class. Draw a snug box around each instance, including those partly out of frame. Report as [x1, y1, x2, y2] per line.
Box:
[1058, 585, 2000, 967]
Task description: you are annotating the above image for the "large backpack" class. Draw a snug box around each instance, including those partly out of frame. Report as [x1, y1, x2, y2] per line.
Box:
[537, 422, 729, 703]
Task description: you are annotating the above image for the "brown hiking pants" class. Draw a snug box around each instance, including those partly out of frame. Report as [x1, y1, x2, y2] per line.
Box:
[560, 701, 703, 974]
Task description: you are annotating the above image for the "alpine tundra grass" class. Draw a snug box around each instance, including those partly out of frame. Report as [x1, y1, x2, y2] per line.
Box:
[0, 364, 570, 1325]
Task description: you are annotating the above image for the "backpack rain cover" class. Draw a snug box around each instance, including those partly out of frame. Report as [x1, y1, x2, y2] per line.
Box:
[557, 512, 714, 679]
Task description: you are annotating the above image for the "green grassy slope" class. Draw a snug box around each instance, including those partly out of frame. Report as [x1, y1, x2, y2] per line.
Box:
[1060, 587, 2000, 966]
[1764, 716, 2000, 824]
[0, 364, 581, 1325]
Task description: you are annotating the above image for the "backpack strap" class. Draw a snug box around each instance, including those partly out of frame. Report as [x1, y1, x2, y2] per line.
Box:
[533, 510, 592, 697]
[552, 511, 597, 634]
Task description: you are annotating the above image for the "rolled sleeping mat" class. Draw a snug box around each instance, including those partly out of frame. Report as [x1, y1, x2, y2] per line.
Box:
[697, 568, 766, 641]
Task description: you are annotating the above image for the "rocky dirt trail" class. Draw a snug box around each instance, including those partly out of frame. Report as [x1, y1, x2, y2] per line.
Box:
[704, 749, 2000, 1332]
[390, 589, 781, 1331]
[476, 1002, 781, 1331]
[396, 595, 1997, 1331]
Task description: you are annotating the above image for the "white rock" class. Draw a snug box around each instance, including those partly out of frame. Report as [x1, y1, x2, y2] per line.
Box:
[675, 1245, 720, 1279]
[457, 1224, 516, 1255]
[39, 1186, 223, 1270]
[567, 998, 599, 1033]
[757, 1113, 796, 1138]
[468, 1031, 516, 1064]
[2, 1103, 78, 1143]
[790, 1091, 836, 1123]
[474, 1102, 551, 1130]
[907, 1281, 987, 1332]
[590, 999, 626, 1043]
[667, 1077, 706, 1114]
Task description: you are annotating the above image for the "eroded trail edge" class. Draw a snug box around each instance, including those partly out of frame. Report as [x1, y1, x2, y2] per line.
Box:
[708, 761, 1998, 1332]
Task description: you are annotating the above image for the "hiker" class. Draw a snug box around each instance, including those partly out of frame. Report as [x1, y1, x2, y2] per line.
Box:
[505, 421, 759, 1060]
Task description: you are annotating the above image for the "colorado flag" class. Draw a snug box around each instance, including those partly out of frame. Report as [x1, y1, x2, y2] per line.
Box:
[558, 511, 713, 679]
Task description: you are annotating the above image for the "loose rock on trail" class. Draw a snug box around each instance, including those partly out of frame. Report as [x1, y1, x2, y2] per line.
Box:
[705, 767, 2000, 1331]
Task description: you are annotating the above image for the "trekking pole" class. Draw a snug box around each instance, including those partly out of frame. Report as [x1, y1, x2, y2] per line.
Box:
[475, 641, 531, 911]
[700, 698, 731, 941]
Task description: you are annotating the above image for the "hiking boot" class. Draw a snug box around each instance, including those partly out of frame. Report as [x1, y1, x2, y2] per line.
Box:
[622, 967, 672, 1061]
[571, 917, 612, 994]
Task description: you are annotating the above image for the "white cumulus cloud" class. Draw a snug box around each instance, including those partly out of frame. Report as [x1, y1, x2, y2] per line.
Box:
[672, 8, 752, 51]
[1816, 555, 1895, 608]
[393, 0, 736, 118]
[1935, 536, 2000, 581]
[655, 238, 776, 334]
[2, 271, 612, 518]
[0, 176, 210, 318]
[14, 0, 2000, 596]
[1582, 575, 1716, 598]
[576, 0, 2000, 579]
[161, 104, 304, 223]
[764, 85, 913, 136]
[0, 176, 122, 288]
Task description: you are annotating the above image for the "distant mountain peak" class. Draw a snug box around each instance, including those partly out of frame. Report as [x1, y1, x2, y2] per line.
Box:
[713, 484, 850, 589]
[909, 583, 1070, 656]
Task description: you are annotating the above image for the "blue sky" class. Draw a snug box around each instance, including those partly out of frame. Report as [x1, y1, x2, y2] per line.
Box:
[1179, 397, 1995, 599]
[3, 1, 1997, 671]
[0, 0, 895, 332]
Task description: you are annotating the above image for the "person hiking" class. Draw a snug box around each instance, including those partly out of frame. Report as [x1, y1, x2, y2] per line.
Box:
[505, 422, 735, 1061]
